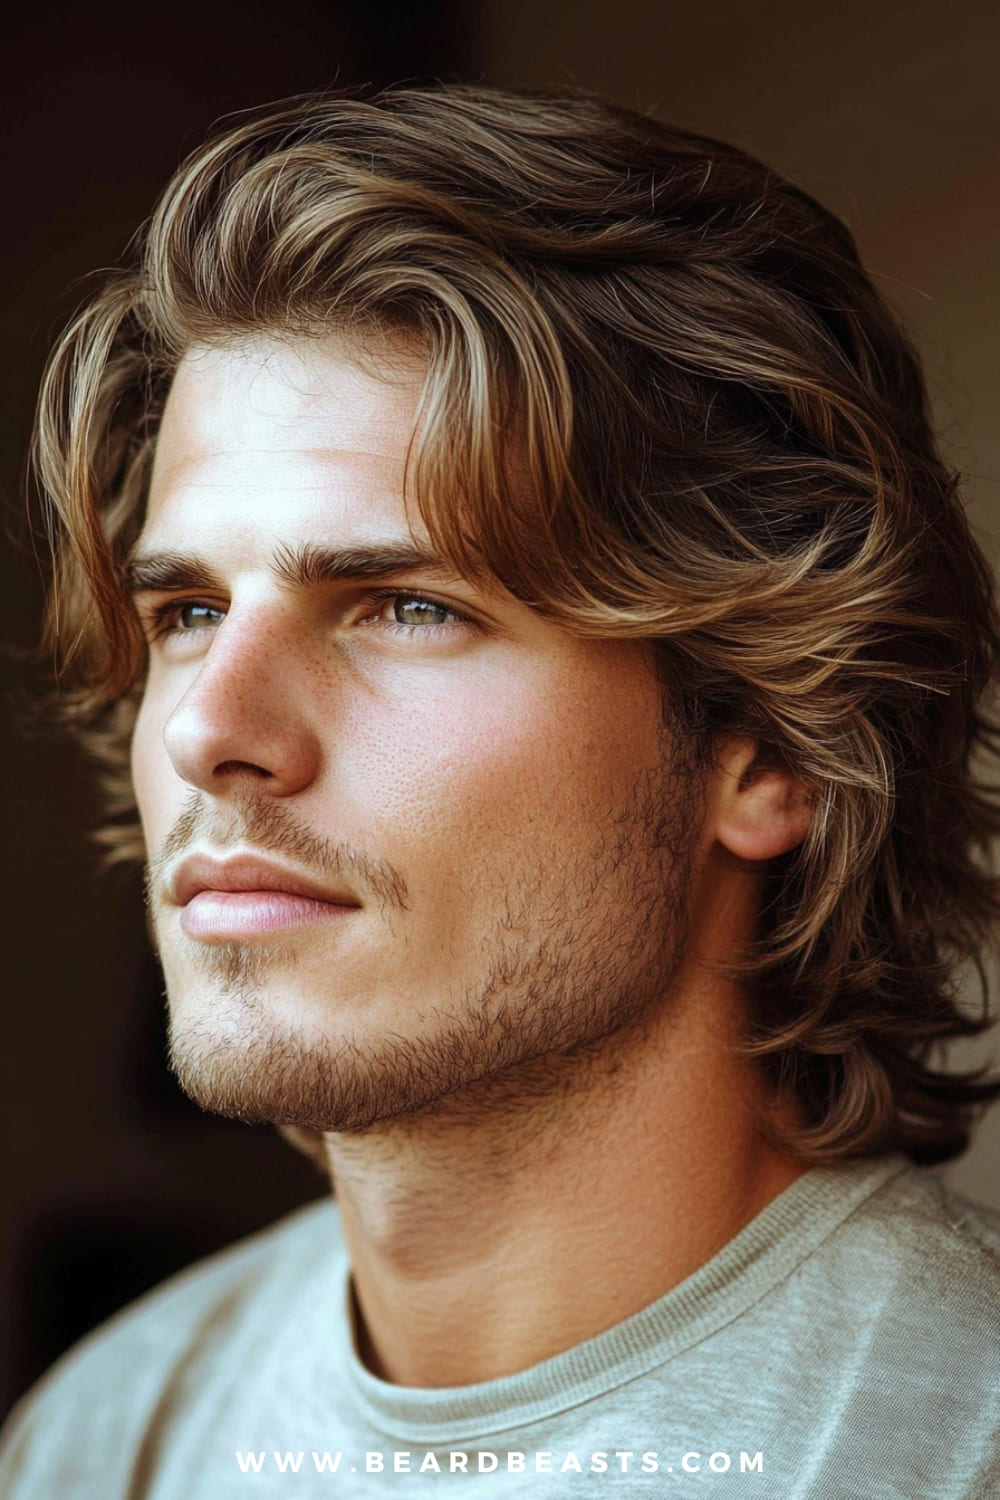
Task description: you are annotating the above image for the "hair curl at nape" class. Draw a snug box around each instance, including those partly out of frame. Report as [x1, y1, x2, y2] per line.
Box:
[31, 82, 1000, 1165]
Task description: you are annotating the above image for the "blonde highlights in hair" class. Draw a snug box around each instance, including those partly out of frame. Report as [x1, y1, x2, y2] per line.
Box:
[33, 84, 1000, 1163]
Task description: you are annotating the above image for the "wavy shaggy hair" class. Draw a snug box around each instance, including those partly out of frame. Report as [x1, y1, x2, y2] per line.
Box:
[33, 83, 1000, 1164]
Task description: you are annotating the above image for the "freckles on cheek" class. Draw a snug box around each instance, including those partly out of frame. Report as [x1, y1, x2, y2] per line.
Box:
[351, 683, 555, 840]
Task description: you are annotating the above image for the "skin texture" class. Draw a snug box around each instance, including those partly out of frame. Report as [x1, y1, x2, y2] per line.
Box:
[132, 332, 813, 1387]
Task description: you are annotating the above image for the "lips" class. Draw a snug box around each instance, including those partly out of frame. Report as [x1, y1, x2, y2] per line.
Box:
[166, 854, 362, 941]
[169, 854, 361, 910]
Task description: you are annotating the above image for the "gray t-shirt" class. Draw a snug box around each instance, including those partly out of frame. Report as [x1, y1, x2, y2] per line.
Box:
[0, 1153, 997, 1498]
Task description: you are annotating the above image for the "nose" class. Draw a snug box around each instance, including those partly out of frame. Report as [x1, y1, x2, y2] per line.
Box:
[162, 613, 323, 797]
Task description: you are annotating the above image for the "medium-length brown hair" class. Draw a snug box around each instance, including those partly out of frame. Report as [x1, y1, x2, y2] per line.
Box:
[33, 83, 1000, 1164]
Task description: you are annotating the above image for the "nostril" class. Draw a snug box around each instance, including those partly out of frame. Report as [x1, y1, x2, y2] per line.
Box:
[213, 761, 274, 779]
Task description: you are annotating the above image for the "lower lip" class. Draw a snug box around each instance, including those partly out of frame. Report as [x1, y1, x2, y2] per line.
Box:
[180, 890, 359, 940]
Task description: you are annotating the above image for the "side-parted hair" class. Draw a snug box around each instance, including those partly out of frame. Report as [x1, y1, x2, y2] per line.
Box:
[33, 83, 1000, 1163]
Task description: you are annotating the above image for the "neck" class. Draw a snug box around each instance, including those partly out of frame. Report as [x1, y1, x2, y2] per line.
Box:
[323, 975, 804, 1388]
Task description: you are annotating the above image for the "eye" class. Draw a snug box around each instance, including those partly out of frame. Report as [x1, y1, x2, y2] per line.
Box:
[360, 589, 474, 636]
[141, 599, 227, 641]
[174, 603, 225, 631]
[389, 596, 456, 627]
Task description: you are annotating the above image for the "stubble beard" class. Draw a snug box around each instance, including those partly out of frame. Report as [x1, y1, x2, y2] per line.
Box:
[155, 751, 701, 1136]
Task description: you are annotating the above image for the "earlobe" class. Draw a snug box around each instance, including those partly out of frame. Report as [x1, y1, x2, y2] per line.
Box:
[710, 739, 814, 863]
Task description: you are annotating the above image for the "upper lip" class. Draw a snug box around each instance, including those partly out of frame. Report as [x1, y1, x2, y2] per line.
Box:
[168, 854, 361, 908]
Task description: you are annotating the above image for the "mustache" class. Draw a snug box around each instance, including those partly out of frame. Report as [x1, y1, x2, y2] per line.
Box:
[144, 790, 410, 914]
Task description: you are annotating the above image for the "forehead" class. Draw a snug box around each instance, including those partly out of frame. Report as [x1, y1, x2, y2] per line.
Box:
[144, 334, 430, 548]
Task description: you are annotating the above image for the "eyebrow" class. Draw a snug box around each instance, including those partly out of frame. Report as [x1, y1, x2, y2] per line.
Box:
[122, 540, 459, 595]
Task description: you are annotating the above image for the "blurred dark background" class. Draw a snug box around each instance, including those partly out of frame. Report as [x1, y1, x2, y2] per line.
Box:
[3, 0, 999, 1421]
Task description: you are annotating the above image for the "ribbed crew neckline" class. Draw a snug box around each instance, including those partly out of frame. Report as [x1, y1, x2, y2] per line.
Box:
[336, 1152, 910, 1443]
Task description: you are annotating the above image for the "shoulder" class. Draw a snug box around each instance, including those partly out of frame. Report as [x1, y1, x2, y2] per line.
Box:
[805, 1163, 1000, 1494]
[805, 1160, 1000, 1421]
[30, 1194, 339, 1380]
[0, 1198, 338, 1494]
[799, 1156, 1000, 1348]
[845, 1159, 1000, 1299]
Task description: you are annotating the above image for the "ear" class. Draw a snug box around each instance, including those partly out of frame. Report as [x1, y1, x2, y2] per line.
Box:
[708, 739, 814, 863]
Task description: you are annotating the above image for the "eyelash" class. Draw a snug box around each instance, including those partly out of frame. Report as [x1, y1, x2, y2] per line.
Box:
[142, 589, 474, 641]
[141, 601, 223, 641]
[361, 588, 474, 636]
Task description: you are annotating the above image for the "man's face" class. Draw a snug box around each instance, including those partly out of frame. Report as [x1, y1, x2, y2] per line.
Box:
[132, 333, 704, 1132]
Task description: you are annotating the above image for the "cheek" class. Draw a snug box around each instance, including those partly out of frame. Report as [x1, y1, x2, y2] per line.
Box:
[130, 687, 174, 838]
[334, 694, 521, 856]
[338, 656, 658, 872]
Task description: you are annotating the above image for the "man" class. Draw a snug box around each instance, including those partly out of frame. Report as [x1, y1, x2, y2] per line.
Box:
[1, 83, 998, 1497]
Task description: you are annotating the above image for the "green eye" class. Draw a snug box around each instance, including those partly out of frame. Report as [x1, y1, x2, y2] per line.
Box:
[392, 597, 452, 626]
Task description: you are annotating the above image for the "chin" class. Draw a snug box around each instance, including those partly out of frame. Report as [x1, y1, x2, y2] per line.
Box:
[165, 971, 667, 1140]
[166, 1002, 391, 1133]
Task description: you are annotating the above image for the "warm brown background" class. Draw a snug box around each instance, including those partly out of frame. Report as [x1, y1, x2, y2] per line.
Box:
[3, 0, 998, 1418]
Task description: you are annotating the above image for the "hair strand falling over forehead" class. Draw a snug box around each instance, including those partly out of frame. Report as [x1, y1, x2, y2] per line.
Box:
[31, 81, 1000, 1165]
